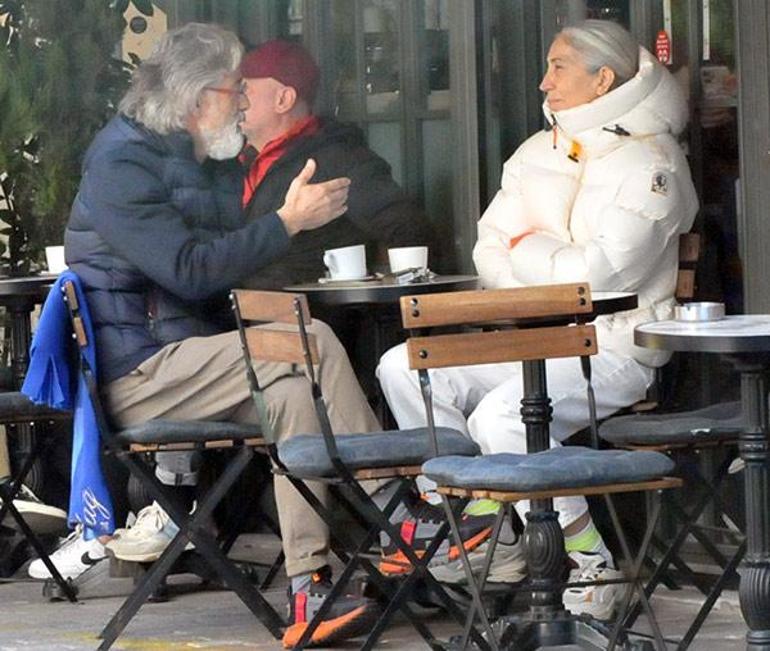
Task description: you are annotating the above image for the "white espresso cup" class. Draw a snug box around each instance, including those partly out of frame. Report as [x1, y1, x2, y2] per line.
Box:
[323, 244, 367, 280]
[388, 246, 428, 274]
[45, 245, 67, 274]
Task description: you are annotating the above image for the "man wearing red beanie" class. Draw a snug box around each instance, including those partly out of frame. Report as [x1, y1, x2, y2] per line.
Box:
[239, 39, 432, 290]
[239, 39, 437, 647]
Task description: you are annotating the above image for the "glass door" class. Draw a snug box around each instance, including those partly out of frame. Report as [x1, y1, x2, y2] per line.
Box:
[259, 0, 473, 274]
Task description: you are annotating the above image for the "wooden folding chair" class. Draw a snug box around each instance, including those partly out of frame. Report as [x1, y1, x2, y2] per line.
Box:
[599, 401, 745, 650]
[598, 231, 746, 649]
[401, 283, 683, 650]
[61, 279, 284, 650]
[230, 288, 487, 650]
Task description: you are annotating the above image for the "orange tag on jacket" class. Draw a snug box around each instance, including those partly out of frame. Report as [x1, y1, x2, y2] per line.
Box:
[567, 140, 582, 162]
[509, 230, 534, 250]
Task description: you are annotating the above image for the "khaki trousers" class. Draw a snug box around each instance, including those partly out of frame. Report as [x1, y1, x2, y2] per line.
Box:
[0, 429, 9, 479]
[105, 321, 380, 576]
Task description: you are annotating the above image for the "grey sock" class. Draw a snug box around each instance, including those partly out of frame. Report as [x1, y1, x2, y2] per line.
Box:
[291, 572, 312, 594]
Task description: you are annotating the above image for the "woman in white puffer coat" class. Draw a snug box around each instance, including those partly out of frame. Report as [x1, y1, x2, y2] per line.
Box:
[377, 20, 698, 615]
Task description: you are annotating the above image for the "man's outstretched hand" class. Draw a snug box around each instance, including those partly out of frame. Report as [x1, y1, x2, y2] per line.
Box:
[277, 159, 350, 236]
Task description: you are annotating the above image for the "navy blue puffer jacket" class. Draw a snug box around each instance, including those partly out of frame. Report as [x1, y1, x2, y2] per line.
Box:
[65, 115, 290, 383]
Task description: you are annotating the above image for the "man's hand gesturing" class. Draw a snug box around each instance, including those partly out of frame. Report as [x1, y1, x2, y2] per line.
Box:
[277, 159, 350, 236]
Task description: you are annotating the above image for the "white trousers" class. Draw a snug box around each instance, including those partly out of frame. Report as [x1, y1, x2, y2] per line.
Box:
[376, 344, 653, 528]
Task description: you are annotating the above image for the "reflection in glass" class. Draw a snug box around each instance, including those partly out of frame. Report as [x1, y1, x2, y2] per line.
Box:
[332, 0, 357, 115]
[423, 0, 449, 112]
[586, 0, 630, 27]
[363, 1, 401, 114]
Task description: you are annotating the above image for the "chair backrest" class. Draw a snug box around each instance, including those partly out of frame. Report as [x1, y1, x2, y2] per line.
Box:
[230, 289, 329, 455]
[230, 289, 319, 368]
[400, 283, 598, 453]
[676, 232, 701, 302]
[62, 280, 118, 449]
[401, 283, 597, 371]
[636, 232, 701, 410]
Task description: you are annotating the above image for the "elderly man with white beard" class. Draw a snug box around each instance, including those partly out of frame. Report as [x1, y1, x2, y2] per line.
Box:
[31, 23, 382, 646]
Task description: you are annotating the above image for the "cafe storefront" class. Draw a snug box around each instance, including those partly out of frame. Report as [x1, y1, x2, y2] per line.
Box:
[139, 0, 749, 314]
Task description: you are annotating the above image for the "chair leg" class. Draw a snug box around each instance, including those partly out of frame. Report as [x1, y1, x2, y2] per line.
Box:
[98, 447, 284, 649]
[624, 470, 731, 629]
[442, 495, 503, 650]
[342, 479, 492, 651]
[285, 476, 441, 650]
[217, 468, 285, 591]
[291, 485, 389, 650]
[676, 538, 746, 650]
[283, 473, 491, 650]
[0, 436, 76, 602]
[97, 527, 193, 649]
[605, 493, 667, 651]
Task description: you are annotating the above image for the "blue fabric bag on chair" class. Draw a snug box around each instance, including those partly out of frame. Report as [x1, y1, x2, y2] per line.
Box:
[21, 271, 114, 538]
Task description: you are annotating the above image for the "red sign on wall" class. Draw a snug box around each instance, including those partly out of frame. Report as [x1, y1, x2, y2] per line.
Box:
[655, 30, 671, 65]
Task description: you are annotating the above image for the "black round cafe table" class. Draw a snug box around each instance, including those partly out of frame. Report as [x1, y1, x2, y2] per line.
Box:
[637, 315, 770, 650]
[286, 274, 481, 306]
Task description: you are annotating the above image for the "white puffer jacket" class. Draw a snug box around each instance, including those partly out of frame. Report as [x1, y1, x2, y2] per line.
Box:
[473, 48, 698, 367]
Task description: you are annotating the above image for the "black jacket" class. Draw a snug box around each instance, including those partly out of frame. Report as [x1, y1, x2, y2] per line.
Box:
[65, 115, 290, 383]
[244, 118, 432, 289]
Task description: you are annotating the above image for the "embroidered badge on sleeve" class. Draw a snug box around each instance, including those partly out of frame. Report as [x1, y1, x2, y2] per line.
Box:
[651, 172, 669, 196]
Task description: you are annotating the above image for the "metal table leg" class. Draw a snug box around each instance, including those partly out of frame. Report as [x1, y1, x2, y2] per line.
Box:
[734, 359, 770, 650]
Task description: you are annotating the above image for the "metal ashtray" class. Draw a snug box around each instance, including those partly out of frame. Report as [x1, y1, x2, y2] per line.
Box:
[674, 301, 725, 322]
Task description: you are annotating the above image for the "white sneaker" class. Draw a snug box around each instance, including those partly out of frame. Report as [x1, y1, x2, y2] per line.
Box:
[28, 525, 107, 580]
[430, 538, 527, 584]
[105, 501, 192, 563]
[563, 551, 624, 620]
[1, 484, 67, 534]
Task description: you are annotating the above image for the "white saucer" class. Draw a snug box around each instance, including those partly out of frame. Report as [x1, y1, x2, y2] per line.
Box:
[318, 275, 377, 284]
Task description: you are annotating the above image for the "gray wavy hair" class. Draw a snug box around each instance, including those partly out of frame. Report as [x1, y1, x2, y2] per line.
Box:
[119, 22, 243, 134]
[560, 20, 639, 89]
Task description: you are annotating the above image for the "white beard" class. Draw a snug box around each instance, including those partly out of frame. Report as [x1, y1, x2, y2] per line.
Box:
[201, 119, 245, 160]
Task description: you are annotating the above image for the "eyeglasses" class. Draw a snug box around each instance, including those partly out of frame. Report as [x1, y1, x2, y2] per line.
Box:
[203, 80, 247, 98]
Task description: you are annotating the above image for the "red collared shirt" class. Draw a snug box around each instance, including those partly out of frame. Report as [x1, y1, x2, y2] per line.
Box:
[242, 115, 321, 207]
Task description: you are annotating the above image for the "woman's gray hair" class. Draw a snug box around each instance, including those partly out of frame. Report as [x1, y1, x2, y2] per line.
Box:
[119, 22, 243, 134]
[559, 20, 639, 89]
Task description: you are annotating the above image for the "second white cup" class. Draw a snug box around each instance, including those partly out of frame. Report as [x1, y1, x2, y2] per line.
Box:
[388, 246, 428, 274]
[45, 245, 67, 274]
[323, 244, 367, 280]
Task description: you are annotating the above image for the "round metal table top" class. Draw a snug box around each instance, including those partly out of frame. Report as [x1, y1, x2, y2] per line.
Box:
[0, 274, 56, 297]
[635, 314, 770, 354]
[286, 274, 481, 306]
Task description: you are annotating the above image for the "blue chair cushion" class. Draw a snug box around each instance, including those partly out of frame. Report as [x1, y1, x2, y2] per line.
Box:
[0, 391, 70, 423]
[115, 420, 262, 446]
[599, 401, 743, 446]
[422, 446, 675, 492]
[278, 427, 478, 477]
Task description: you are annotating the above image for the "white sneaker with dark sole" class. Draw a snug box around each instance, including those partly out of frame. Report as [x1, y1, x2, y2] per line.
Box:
[563, 551, 624, 620]
[1, 484, 67, 535]
[106, 501, 193, 563]
[28, 526, 107, 580]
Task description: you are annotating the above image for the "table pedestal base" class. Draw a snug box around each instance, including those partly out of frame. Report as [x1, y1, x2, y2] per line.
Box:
[443, 613, 654, 650]
[732, 358, 770, 650]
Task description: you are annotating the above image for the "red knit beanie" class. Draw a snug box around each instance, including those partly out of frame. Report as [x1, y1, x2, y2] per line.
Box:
[241, 39, 320, 104]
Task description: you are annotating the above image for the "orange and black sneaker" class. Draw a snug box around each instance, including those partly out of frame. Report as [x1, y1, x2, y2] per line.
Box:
[379, 496, 494, 576]
[282, 565, 379, 648]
